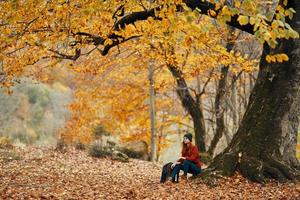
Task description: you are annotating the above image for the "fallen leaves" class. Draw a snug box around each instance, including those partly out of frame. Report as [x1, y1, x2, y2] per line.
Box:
[0, 147, 299, 199]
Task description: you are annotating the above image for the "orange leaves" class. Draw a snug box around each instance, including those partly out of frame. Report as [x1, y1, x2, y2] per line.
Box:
[208, 9, 217, 17]
[1, 148, 299, 199]
[184, 36, 193, 47]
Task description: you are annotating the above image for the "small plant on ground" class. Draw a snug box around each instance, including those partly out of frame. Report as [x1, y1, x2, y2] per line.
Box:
[88, 143, 111, 158]
[0, 136, 14, 149]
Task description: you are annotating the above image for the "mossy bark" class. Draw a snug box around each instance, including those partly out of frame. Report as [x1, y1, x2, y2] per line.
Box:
[206, 1, 300, 183]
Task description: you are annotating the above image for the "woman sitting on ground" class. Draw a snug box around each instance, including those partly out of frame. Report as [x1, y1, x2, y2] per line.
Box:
[170, 133, 203, 182]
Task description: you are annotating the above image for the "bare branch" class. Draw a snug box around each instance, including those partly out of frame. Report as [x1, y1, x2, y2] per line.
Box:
[48, 48, 81, 61]
[199, 68, 214, 96]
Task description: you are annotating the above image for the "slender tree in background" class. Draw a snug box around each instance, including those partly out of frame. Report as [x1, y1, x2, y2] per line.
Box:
[148, 59, 157, 162]
[208, 28, 236, 156]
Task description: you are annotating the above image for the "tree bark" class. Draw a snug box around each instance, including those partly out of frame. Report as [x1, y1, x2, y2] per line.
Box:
[208, 37, 235, 156]
[230, 74, 239, 133]
[196, 75, 207, 144]
[149, 59, 157, 162]
[168, 64, 206, 152]
[207, 0, 300, 182]
[208, 65, 229, 156]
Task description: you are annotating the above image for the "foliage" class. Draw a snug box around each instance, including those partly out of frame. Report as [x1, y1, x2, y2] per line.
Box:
[0, 81, 71, 146]
[0, 0, 295, 84]
[111, 150, 129, 162]
[0, 136, 14, 149]
[119, 147, 144, 159]
[94, 125, 111, 138]
[75, 141, 86, 150]
[88, 143, 112, 158]
[55, 139, 68, 153]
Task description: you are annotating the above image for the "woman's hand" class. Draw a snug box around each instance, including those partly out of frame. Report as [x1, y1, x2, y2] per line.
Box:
[171, 161, 181, 169]
[179, 157, 186, 160]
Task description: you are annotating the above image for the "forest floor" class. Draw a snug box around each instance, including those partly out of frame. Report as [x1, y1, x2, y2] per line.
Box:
[0, 147, 299, 200]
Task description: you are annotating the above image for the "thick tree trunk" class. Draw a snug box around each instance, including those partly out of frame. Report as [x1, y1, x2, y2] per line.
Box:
[230, 75, 239, 133]
[207, 1, 300, 182]
[168, 64, 206, 152]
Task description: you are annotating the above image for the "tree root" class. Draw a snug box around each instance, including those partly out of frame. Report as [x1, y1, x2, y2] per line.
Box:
[263, 155, 299, 182]
[239, 156, 266, 183]
[209, 152, 239, 176]
[199, 169, 222, 188]
[198, 152, 239, 187]
[197, 152, 300, 185]
[238, 155, 299, 183]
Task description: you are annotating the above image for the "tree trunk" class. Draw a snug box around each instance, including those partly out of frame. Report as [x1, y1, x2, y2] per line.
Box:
[207, 1, 300, 182]
[149, 59, 157, 162]
[230, 74, 239, 133]
[208, 38, 234, 156]
[168, 64, 206, 152]
[196, 75, 207, 143]
[208, 65, 229, 156]
[156, 112, 166, 162]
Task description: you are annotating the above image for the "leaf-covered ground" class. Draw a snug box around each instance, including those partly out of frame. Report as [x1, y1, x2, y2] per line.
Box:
[0, 148, 299, 200]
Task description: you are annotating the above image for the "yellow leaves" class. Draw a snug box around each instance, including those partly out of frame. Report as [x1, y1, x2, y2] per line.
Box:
[184, 36, 193, 47]
[219, 6, 233, 22]
[125, 24, 136, 34]
[221, 6, 232, 16]
[249, 17, 256, 25]
[284, 8, 296, 20]
[265, 55, 276, 63]
[237, 15, 249, 25]
[276, 5, 285, 14]
[208, 9, 216, 17]
[277, 54, 289, 62]
[266, 54, 289, 63]
[147, 16, 155, 24]
[104, 39, 113, 46]
[214, 3, 222, 11]
[174, 0, 183, 5]
[271, 20, 280, 29]
[235, 1, 241, 8]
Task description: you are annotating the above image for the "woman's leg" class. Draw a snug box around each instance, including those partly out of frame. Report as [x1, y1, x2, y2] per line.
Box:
[182, 160, 201, 176]
[170, 164, 181, 182]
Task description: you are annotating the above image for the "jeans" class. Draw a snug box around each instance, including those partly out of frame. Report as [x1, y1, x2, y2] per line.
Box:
[171, 160, 201, 182]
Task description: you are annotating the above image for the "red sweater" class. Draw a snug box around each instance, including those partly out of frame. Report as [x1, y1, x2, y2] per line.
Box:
[179, 144, 202, 168]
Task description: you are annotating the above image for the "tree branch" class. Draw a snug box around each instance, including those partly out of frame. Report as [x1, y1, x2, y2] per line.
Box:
[48, 48, 81, 61]
[199, 68, 215, 96]
[99, 0, 257, 55]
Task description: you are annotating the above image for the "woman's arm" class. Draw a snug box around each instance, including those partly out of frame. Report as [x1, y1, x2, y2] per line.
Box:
[185, 146, 199, 162]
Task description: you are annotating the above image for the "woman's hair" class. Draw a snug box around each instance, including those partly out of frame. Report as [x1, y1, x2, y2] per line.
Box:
[181, 141, 192, 156]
